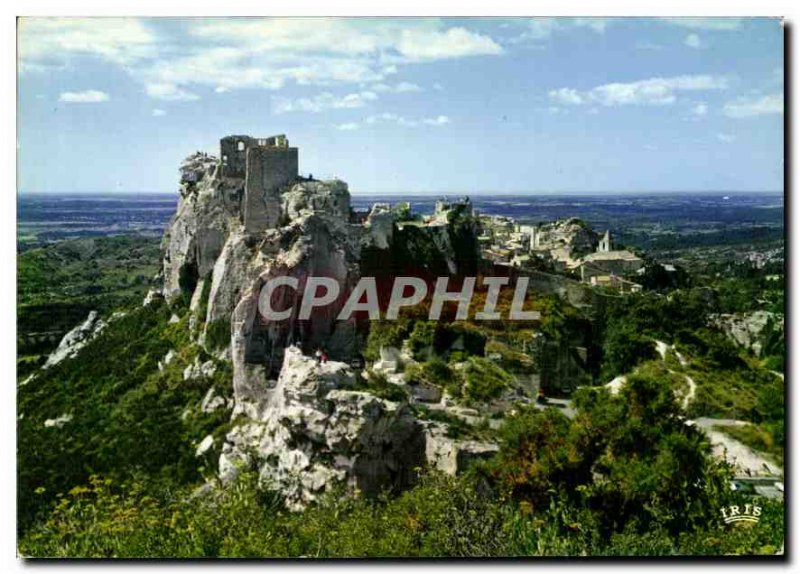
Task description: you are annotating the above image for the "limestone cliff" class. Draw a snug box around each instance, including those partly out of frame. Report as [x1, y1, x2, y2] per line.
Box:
[157, 135, 486, 506]
[161, 154, 240, 300]
[220, 347, 426, 509]
[710, 311, 784, 357]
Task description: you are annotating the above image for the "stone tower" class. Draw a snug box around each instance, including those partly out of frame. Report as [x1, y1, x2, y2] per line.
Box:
[219, 134, 299, 232]
[598, 229, 612, 253]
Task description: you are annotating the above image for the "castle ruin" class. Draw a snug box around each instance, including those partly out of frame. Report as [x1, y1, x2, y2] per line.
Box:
[219, 134, 299, 232]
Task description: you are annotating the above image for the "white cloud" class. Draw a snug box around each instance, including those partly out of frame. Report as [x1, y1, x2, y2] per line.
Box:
[215, 86, 230, 93]
[550, 75, 728, 107]
[684, 33, 702, 49]
[717, 133, 737, 143]
[571, 18, 612, 34]
[422, 115, 451, 126]
[723, 93, 783, 118]
[273, 90, 378, 114]
[523, 18, 561, 40]
[365, 112, 451, 128]
[662, 18, 743, 31]
[548, 88, 584, 105]
[18, 17, 157, 68]
[18, 18, 503, 100]
[433, 82, 445, 91]
[334, 122, 359, 131]
[145, 83, 200, 102]
[691, 103, 708, 116]
[395, 27, 502, 61]
[365, 112, 417, 127]
[152, 108, 166, 116]
[371, 81, 423, 93]
[58, 90, 109, 103]
[513, 17, 612, 43]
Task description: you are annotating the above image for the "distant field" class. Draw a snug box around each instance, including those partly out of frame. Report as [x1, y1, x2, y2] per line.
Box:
[17, 236, 161, 375]
[17, 193, 177, 250]
[18, 191, 783, 247]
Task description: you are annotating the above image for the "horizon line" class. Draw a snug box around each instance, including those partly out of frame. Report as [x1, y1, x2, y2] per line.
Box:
[17, 189, 785, 197]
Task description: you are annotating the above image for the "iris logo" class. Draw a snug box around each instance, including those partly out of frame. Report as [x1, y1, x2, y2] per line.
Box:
[720, 504, 762, 525]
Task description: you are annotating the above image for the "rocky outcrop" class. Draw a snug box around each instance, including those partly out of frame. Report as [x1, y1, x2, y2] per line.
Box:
[158, 137, 489, 507]
[282, 180, 350, 221]
[229, 212, 363, 415]
[183, 356, 217, 381]
[204, 229, 259, 324]
[711, 311, 784, 356]
[533, 218, 599, 262]
[180, 152, 218, 187]
[200, 387, 231, 413]
[161, 154, 242, 300]
[219, 347, 426, 509]
[363, 203, 394, 249]
[44, 311, 107, 369]
[424, 422, 499, 474]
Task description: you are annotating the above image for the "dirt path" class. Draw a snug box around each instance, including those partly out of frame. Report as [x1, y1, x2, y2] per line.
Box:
[681, 374, 696, 411]
[691, 417, 782, 477]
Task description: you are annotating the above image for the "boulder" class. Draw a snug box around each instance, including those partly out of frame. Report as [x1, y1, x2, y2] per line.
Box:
[219, 347, 426, 510]
[424, 422, 499, 474]
[711, 311, 784, 356]
[200, 387, 231, 413]
[363, 203, 394, 249]
[43, 413, 73, 429]
[183, 357, 217, 381]
[282, 180, 350, 222]
[44, 311, 107, 369]
[195, 434, 215, 457]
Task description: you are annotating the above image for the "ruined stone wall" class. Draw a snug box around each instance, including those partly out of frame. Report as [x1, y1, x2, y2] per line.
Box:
[243, 146, 299, 232]
[220, 135, 256, 178]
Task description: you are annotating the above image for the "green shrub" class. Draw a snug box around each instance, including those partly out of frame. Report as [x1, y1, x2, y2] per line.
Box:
[364, 319, 412, 361]
[204, 319, 230, 351]
[353, 370, 408, 403]
[407, 321, 437, 360]
[459, 357, 514, 404]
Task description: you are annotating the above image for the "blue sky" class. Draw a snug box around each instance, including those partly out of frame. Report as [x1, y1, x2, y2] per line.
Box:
[17, 17, 784, 194]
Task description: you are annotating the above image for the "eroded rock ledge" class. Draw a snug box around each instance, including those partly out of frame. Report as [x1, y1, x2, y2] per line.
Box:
[157, 134, 490, 507]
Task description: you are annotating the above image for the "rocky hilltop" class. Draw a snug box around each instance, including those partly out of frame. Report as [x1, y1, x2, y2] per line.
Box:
[154, 134, 488, 504]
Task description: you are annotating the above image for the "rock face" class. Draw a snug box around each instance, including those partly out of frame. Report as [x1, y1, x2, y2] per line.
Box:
[424, 423, 499, 475]
[532, 218, 599, 262]
[220, 347, 426, 509]
[363, 203, 394, 250]
[282, 180, 350, 221]
[44, 311, 107, 369]
[161, 159, 239, 300]
[229, 211, 363, 415]
[711, 311, 784, 356]
[158, 135, 488, 507]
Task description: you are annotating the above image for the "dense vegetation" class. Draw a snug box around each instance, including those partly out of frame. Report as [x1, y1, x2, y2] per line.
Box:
[596, 285, 784, 461]
[17, 302, 233, 537]
[17, 220, 784, 557]
[19, 369, 783, 557]
[17, 236, 161, 374]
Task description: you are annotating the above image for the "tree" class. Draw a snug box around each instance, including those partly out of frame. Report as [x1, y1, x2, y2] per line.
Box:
[601, 320, 656, 379]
